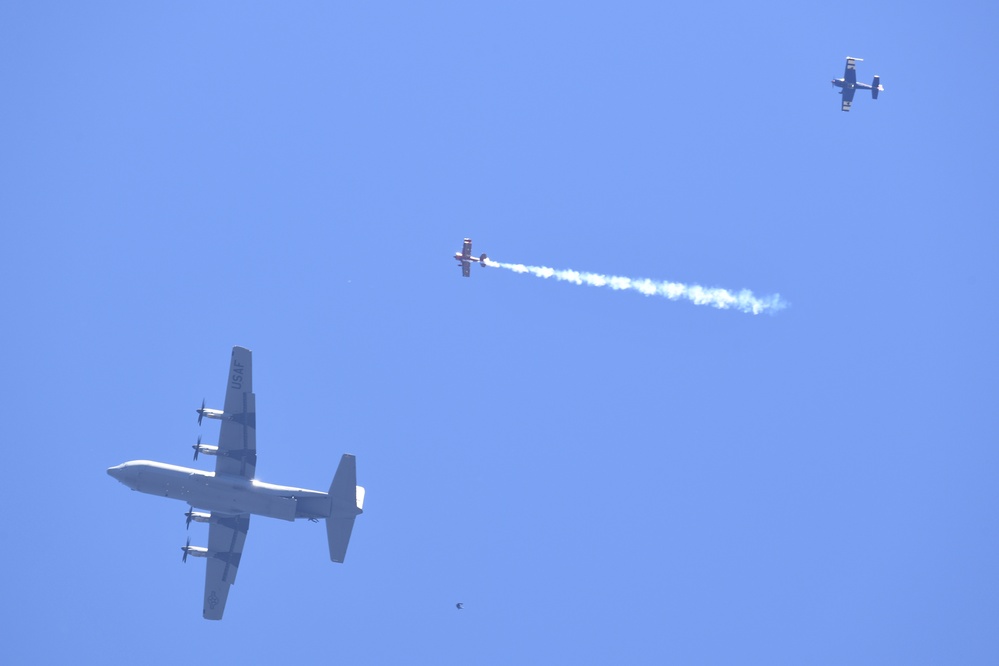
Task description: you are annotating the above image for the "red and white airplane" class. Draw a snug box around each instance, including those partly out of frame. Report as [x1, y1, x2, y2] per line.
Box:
[454, 238, 488, 277]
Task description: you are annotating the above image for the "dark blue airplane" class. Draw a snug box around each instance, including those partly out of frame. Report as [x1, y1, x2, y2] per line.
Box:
[832, 57, 883, 112]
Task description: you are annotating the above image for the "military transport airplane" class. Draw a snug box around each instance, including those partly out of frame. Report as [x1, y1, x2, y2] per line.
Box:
[454, 237, 488, 277]
[107, 346, 365, 620]
[832, 57, 883, 112]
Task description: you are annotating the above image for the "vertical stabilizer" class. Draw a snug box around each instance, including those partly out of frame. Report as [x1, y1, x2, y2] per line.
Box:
[326, 454, 364, 563]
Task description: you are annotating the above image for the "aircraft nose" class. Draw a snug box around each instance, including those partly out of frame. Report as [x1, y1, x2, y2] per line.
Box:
[107, 464, 124, 480]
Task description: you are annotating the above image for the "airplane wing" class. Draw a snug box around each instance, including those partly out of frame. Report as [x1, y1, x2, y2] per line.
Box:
[462, 260, 471, 278]
[844, 57, 860, 85]
[462, 238, 472, 258]
[216, 346, 256, 479]
[841, 86, 856, 112]
[202, 513, 250, 620]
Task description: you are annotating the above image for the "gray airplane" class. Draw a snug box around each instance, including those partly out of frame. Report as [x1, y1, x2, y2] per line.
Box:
[832, 57, 883, 112]
[107, 346, 365, 620]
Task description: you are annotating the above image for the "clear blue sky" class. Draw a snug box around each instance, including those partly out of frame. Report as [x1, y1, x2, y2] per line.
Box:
[2, 2, 997, 663]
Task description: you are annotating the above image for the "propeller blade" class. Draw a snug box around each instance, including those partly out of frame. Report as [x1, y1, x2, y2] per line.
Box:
[197, 399, 206, 426]
[193, 435, 201, 461]
[182, 537, 191, 563]
[185, 507, 193, 530]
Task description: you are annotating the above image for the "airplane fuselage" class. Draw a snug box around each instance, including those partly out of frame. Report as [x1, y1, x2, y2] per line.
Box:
[108, 460, 332, 521]
[832, 79, 875, 91]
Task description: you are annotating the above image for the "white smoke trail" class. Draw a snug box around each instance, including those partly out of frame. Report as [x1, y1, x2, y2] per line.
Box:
[483, 259, 786, 314]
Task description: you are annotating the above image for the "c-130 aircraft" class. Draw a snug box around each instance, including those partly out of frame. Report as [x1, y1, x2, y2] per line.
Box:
[108, 346, 365, 620]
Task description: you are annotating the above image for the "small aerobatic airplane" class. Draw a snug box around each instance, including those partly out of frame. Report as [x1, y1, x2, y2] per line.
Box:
[454, 237, 488, 277]
[832, 57, 883, 112]
[108, 346, 365, 620]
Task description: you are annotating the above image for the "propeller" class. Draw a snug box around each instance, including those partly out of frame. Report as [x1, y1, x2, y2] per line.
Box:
[193, 435, 202, 461]
[182, 537, 191, 563]
[185, 507, 194, 530]
[197, 398, 206, 426]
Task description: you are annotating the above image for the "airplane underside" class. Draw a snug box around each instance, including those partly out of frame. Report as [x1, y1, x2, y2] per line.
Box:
[833, 57, 883, 111]
[108, 347, 364, 620]
[121, 462, 330, 521]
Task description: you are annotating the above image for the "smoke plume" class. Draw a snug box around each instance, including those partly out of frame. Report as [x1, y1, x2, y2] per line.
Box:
[483, 259, 786, 314]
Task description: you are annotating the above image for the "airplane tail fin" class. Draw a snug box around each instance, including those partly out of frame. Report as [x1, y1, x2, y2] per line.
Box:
[872, 76, 882, 99]
[326, 454, 364, 563]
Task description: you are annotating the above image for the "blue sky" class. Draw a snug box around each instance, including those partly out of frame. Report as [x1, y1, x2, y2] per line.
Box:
[2, 1, 997, 663]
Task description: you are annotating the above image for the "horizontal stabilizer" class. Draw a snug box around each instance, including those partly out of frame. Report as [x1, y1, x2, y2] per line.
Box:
[326, 454, 364, 563]
[872, 75, 882, 99]
[327, 516, 355, 564]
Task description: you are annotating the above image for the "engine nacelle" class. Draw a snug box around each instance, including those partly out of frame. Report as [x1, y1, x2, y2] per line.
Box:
[181, 542, 209, 562]
[195, 444, 220, 457]
[185, 510, 212, 524]
[192, 436, 219, 461]
[197, 399, 224, 426]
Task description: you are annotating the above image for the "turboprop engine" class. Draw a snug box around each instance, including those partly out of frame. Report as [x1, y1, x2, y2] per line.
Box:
[196, 398, 224, 426]
[192, 436, 220, 461]
[185, 509, 212, 529]
[181, 538, 209, 562]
